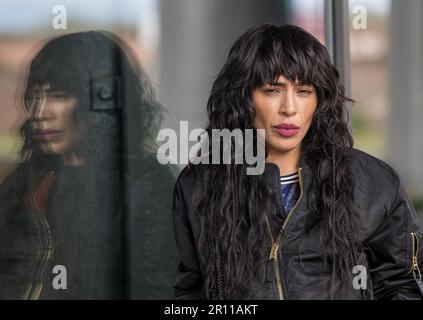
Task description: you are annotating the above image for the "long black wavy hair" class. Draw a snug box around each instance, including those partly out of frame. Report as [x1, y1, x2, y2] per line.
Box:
[193, 24, 362, 299]
[20, 31, 162, 168]
[8, 31, 164, 205]
[0, 31, 164, 298]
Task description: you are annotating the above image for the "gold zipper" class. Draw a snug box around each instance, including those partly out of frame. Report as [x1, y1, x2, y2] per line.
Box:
[266, 167, 304, 300]
[24, 171, 55, 300]
[405, 232, 421, 279]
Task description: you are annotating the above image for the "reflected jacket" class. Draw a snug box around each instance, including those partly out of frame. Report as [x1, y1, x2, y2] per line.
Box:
[0, 155, 178, 299]
[172, 148, 423, 300]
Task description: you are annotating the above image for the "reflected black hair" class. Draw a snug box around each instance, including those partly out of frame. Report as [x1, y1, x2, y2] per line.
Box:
[20, 31, 163, 168]
[3, 31, 166, 298]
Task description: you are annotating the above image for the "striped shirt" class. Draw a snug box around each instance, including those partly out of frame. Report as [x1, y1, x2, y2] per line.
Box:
[280, 170, 300, 217]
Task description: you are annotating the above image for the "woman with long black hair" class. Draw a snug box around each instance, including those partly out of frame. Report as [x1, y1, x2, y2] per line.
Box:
[172, 24, 423, 300]
[0, 31, 177, 299]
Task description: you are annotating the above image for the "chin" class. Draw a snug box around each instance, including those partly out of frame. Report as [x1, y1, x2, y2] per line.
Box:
[269, 140, 299, 153]
[40, 144, 64, 155]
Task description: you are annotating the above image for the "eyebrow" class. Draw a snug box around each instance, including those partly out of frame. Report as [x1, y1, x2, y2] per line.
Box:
[269, 82, 313, 87]
[32, 88, 66, 94]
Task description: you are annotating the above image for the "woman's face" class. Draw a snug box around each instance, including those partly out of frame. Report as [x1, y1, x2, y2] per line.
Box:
[252, 74, 318, 156]
[29, 85, 82, 157]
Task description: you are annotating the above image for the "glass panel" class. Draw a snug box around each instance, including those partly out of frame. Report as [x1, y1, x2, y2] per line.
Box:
[0, 0, 327, 299]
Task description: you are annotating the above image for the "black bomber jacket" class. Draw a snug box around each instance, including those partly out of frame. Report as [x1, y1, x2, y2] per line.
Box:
[172, 148, 423, 300]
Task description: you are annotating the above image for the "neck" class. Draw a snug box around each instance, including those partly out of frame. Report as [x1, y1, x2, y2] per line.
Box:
[266, 146, 301, 176]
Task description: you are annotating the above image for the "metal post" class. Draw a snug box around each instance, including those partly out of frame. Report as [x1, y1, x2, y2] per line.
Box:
[324, 0, 351, 120]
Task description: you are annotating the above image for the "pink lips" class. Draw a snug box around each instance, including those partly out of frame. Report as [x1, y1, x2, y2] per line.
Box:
[32, 129, 61, 142]
[273, 124, 300, 138]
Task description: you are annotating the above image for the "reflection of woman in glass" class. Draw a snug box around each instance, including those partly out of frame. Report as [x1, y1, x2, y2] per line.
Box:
[0, 31, 177, 299]
[172, 24, 423, 300]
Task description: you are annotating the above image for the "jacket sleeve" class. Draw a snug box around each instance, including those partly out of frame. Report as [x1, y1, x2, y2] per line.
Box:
[172, 173, 204, 299]
[367, 173, 423, 300]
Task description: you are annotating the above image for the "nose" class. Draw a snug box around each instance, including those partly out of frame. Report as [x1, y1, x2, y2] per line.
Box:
[32, 96, 53, 121]
[279, 89, 297, 117]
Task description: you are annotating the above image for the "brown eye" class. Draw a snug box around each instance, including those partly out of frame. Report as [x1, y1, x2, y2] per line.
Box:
[297, 89, 312, 96]
[264, 88, 281, 94]
[29, 92, 42, 100]
[26, 94, 42, 108]
[49, 91, 71, 100]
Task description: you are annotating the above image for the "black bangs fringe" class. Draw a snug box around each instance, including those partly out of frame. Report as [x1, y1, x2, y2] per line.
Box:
[23, 31, 123, 99]
[249, 27, 320, 89]
[25, 44, 88, 99]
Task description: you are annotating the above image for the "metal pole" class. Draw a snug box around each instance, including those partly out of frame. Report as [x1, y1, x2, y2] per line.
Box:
[324, 0, 351, 119]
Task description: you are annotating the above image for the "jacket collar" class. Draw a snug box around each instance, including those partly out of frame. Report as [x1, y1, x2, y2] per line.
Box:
[263, 155, 312, 194]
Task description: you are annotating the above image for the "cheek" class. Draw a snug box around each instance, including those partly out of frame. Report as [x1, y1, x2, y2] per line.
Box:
[305, 109, 316, 126]
[56, 103, 80, 147]
[64, 106, 76, 122]
[252, 97, 273, 129]
[254, 108, 266, 129]
[301, 99, 318, 127]
[56, 101, 78, 129]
